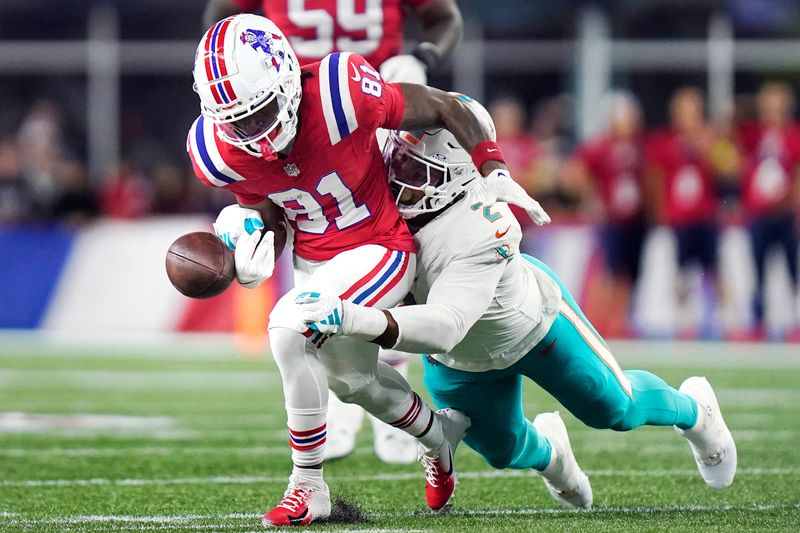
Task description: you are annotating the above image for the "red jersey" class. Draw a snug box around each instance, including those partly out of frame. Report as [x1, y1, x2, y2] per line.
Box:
[187, 52, 415, 261]
[232, 0, 431, 67]
[645, 129, 717, 226]
[737, 122, 800, 216]
[576, 134, 645, 224]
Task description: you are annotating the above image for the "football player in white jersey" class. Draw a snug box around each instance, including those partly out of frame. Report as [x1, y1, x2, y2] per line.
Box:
[295, 97, 738, 508]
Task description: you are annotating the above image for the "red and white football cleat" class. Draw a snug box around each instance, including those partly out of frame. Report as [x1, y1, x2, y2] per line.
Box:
[261, 474, 331, 527]
[418, 408, 470, 511]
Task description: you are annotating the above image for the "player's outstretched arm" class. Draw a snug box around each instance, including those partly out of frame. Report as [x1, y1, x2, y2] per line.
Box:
[202, 0, 247, 29]
[296, 258, 502, 352]
[397, 84, 506, 176]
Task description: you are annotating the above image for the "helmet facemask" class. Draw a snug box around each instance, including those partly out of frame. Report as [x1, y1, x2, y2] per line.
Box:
[214, 72, 300, 159]
[384, 130, 478, 219]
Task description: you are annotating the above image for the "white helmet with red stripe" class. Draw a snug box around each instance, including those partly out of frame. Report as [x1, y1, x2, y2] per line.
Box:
[193, 14, 301, 159]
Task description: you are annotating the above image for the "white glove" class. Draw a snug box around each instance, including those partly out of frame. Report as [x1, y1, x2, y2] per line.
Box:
[213, 204, 264, 250]
[477, 169, 551, 226]
[295, 292, 346, 335]
[379, 54, 427, 84]
[295, 291, 389, 340]
[234, 229, 274, 289]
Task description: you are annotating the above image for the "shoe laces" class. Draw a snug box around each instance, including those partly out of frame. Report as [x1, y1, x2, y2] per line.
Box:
[277, 487, 308, 514]
[419, 452, 443, 487]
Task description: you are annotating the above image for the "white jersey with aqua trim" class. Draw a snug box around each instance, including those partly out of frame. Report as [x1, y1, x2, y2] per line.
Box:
[388, 189, 562, 372]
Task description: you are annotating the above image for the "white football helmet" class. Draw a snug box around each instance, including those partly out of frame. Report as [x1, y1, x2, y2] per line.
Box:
[384, 94, 495, 217]
[193, 14, 301, 159]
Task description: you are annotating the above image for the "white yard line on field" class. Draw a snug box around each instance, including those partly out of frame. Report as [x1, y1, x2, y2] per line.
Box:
[0, 467, 795, 488]
[0, 503, 797, 528]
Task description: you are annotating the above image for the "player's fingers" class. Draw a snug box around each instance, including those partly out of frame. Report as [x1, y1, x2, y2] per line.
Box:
[256, 231, 274, 261]
[235, 229, 260, 266]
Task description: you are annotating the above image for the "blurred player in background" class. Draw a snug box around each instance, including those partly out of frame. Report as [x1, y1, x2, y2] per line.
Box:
[188, 14, 509, 525]
[488, 96, 540, 203]
[737, 82, 800, 340]
[645, 88, 721, 337]
[203, 0, 463, 464]
[297, 123, 738, 508]
[571, 91, 647, 338]
[203, 0, 462, 84]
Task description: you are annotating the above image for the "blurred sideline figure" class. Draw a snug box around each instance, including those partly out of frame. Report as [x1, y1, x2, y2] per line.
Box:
[737, 82, 800, 340]
[570, 92, 646, 338]
[203, 0, 462, 85]
[645, 88, 722, 338]
[489, 96, 539, 204]
[203, 0, 464, 465]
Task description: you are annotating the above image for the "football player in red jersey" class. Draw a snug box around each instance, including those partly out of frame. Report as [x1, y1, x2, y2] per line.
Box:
[203, 0, 463, 463]
[644, 87, 720, 337]
[572, 92, 647, 338]
[187, 15, 509, 526]
[203, 0, 462, 84]
[737, 82, 800, 339]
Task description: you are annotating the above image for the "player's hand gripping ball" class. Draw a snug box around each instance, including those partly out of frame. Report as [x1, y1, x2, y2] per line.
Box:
[165, 232, 235, 299]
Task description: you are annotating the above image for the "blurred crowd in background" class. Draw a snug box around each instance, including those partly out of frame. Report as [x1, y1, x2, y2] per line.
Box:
[1, 81, 799, 339]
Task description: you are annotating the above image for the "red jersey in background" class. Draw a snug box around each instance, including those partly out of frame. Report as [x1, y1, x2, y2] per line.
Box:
[232, 0, 431, 67]
[737, 122, 800, 216]
[576, 134, 645, 224]
[645, 129, 717, 226]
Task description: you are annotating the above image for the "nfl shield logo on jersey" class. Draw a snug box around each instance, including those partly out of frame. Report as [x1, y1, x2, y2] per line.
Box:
[284, 163, 300, 177]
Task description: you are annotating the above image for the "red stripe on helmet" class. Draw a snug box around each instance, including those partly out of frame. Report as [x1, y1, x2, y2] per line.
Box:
[202, 23, 218, 83]
[216, 18, 232, 77]
[223, 80, 237, 101]
[209, 83, 223, 105]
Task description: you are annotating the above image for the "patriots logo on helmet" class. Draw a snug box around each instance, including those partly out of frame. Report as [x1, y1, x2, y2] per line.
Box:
[240, 29, 285, 69]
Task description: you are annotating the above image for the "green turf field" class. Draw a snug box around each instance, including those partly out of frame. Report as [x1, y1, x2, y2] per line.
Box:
[1, 336, 798, 532]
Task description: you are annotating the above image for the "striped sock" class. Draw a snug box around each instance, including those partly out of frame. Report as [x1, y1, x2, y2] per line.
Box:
[381, 392, 444, 450]
[287, 416, 327, 467]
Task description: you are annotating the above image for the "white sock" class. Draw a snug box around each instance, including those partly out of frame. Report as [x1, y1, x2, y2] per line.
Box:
[292, 465, 325, 489]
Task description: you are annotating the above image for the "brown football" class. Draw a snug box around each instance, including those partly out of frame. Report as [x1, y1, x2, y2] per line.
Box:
[165, 232, 235, 299]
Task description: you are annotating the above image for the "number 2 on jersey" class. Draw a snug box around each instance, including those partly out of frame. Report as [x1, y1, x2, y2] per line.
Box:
[270, 172, 371, 234]
[288, 0, 384, 58]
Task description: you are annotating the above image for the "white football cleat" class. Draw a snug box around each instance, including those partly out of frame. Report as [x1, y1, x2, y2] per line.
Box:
[418, 408, 471, 511]
[324, 393, 364, 461]
[261, 473, 331, 527]
[533, 412, 593, 510]
[371, 415, 417, 464]
[675, 376, 737, 489]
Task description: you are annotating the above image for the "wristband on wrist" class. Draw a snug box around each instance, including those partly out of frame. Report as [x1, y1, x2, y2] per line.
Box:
[470, 141, 506, 173]
[412, 42, 442, 72]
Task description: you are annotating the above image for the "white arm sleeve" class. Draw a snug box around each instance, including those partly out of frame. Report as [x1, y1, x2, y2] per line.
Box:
[388, 258, 505, 354]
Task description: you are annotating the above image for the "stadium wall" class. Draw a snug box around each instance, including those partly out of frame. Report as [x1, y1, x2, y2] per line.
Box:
[0, 218, 796, 338]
